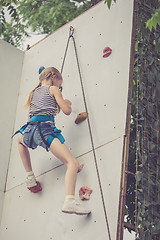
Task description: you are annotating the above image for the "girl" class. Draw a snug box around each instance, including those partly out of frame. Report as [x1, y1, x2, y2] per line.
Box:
[17, 67, 91, 215]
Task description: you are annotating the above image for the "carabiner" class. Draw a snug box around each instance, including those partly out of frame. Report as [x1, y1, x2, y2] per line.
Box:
[69, 26, 74, 37]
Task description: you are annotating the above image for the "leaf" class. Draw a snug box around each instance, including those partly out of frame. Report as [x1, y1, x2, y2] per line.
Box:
[104, 0, 112, 9]
[32, 1, 37, 7]
[146, 7, 160, 31]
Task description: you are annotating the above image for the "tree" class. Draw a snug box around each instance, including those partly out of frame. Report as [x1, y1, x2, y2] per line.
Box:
[17, 0, 86, 34]
[0, 0, 102, 48]
[0, 0, 28, 47]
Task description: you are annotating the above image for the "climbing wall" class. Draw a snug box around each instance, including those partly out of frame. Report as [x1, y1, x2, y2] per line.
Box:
[0, 0, 135, 239]
[0, 40, 24, 223]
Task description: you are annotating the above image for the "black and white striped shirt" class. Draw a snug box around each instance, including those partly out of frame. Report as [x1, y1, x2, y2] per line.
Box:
[30, 86, 58, 117]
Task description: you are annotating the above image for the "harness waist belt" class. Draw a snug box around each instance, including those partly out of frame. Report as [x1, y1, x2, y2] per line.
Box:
[12, 115, 55, 137]
[28, 115, 55, 123]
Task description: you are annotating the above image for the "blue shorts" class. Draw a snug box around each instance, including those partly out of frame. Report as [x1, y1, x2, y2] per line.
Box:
[23, 122, 64, 150]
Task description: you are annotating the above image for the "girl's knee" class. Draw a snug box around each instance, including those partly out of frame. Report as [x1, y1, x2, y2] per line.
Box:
[67, 157, 79, 170]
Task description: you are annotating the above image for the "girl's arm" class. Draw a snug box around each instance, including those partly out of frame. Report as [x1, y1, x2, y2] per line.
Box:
[49, 86, 72, 115]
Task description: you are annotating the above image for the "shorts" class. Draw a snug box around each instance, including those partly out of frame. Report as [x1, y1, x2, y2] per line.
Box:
[23, 122, 62, 150]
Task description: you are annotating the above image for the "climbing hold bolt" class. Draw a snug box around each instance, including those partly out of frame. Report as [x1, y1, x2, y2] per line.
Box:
[75, 112, 87, 124]
[79, 186, 93, 200]
[103, 47, 112, 58]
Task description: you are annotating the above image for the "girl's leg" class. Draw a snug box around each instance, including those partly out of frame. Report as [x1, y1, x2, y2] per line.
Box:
[49, 138, 79, 196]
[49, 138, 91, 215]
[17, 135, 42, 192]
[17, 134, 32, 172]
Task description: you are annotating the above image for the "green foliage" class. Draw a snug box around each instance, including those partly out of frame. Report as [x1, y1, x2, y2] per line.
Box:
[135, 0, 160, 239]
[17, 0, 86, 34]
[146, 7, 160, 31]
[2, 20, 29, 47]
[0, 0, 103, 47]
[0, 0, 28, 47]
[104, 0, 116, 9]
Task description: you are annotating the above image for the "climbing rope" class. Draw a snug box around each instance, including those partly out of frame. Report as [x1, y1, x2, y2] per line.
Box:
[60, 27, 74, 74]
[61, 26, 111, 239]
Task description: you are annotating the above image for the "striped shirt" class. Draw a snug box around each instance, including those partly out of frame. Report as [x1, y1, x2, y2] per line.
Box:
[29, 85, 58, 117]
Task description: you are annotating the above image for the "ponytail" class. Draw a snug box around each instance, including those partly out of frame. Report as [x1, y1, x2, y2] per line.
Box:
[24, 82, 41, 109]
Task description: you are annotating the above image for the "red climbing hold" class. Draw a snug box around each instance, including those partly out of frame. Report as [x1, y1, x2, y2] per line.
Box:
[79, 186, 93, 200]
[27, 181, 42, 193]
[103, 47, 112, 58]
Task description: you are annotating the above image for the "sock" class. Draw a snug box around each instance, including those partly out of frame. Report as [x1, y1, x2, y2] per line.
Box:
[27, 171, 35, 180]
[65, 195, 75, 203]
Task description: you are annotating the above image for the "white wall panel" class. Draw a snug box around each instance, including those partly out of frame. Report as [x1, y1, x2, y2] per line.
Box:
[0, 191, 4, 225]
[0, 40, 24, 226]
[1, 152, 109, 240]
[73, 0, 134, 148]
[0, 40, 24, 192]
[95, 137, 124, 239]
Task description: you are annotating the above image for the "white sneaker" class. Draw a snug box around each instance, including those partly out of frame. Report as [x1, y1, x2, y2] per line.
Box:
[62, 200, 91, 215]
[26, 176, 37, 188]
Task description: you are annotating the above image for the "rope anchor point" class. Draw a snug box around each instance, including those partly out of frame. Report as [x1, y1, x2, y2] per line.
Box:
[69, 26, 74, 37]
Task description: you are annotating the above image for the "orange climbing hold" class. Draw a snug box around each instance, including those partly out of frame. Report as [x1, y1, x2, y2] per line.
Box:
[75, 112, 87, 124]
[27, 181, 42, 193]
[79, 186, 93, 200]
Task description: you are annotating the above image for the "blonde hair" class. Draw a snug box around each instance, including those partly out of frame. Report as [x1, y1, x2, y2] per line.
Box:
[24, 67, 62, 109]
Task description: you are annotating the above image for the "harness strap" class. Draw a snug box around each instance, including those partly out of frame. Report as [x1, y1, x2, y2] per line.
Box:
[12, 124, 28, 137]
[37, 122, 50, 151]
[29, 126, 37, 149]
[47, 127, 65, 146]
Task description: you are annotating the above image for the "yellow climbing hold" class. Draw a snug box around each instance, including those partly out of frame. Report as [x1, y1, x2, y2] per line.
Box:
[75, 112, 88, 124]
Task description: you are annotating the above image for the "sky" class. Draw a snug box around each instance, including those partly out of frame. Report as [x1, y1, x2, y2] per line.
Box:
[21, 31, 47, 51]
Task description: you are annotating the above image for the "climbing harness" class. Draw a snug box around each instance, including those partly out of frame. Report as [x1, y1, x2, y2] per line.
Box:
[12, 115, 65, 151]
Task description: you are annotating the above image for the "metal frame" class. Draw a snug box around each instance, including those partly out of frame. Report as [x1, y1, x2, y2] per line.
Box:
[117, 0, 137, 239]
